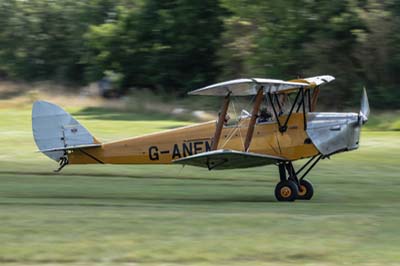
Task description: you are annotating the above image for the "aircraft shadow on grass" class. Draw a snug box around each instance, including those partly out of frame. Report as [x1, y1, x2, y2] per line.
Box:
[0, 172, 277, 204]
[0, 195, 276, 206]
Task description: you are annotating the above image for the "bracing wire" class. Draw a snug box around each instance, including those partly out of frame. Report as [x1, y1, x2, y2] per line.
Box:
[219, 95, 253, 150]
[220, 99, 239, 149]
[231, 99, 245, 150]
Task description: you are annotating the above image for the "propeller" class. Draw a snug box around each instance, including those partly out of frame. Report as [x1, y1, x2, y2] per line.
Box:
[359, 87, 370, 125]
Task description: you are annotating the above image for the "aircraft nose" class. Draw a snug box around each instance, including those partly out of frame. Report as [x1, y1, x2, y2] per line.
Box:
[306, 112, 361, 156]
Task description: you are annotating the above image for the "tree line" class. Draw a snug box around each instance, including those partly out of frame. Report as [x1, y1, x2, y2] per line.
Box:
[0, 0, 399, 108]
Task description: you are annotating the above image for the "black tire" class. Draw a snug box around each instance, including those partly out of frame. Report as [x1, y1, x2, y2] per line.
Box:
[297, 179, 314, 200]
[274, 180, 298, 202]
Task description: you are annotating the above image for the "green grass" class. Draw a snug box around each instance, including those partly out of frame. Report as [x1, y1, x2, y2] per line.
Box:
[1, 106, 400, 266]
[364, 110, 400, 131]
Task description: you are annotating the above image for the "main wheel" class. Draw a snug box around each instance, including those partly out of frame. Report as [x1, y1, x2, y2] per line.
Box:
[297, 179, 314, 200]
[274, 180, 298, 202]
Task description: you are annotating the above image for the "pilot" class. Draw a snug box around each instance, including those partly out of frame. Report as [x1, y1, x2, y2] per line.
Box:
[217, 112, 231, 126]
[258, 108, 272, 123]
[223, 113, 231, 126]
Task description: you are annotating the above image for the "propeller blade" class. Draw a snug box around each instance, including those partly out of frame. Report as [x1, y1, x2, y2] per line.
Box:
[359, 87, 370, 124]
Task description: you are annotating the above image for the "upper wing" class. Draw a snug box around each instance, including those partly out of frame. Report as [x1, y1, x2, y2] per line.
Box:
[188, 78, 309, 96]
[289, 75, 335, 87]
[173, 149, 285, 170]
[188, 75, 335, 96]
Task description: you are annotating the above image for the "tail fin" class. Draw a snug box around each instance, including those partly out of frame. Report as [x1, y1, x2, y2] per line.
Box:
[32, 101, 100, 162]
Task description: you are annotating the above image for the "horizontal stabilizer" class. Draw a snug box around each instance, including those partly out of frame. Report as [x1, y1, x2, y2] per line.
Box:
[173, 149, 285, 170]
[38, 144, 102, 153]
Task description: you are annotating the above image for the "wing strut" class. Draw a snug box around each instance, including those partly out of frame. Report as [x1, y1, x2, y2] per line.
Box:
[268, 88, 302, 133]
[211, 92, 231, 150]
[310, 87, 320, 111]
[244, 86, 264, 151]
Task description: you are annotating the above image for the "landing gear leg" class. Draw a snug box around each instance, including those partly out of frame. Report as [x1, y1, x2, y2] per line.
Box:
[274, 162, 299, 202]
[274, 155, 323, 202]
[295, 155, 323, 200]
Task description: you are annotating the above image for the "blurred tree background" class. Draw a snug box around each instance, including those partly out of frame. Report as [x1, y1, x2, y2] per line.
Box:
[0, 0, 399, 108]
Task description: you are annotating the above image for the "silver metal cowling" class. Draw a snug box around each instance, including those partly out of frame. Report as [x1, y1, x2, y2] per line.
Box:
[306, 112, 361, 156]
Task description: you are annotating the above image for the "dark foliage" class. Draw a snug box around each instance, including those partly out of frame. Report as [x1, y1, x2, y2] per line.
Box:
[0, 0, 399, 107]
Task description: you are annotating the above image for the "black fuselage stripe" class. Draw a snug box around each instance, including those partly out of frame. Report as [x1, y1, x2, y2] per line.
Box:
[78, 149, 104, 164]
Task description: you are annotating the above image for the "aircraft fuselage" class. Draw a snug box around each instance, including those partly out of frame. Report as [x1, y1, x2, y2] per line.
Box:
[68, 113, 322, 165]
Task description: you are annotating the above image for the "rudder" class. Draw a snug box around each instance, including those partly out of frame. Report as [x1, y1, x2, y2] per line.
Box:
[32, 101, 99, 162]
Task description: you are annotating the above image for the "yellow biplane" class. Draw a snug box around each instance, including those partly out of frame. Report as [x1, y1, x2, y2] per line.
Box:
[32, 75, 369, 201]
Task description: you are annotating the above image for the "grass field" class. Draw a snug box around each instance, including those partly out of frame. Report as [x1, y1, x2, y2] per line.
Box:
[1, 104, 400, 266]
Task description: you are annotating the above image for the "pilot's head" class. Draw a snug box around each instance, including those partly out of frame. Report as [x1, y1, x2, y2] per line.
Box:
[260, 108, 271, 118]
